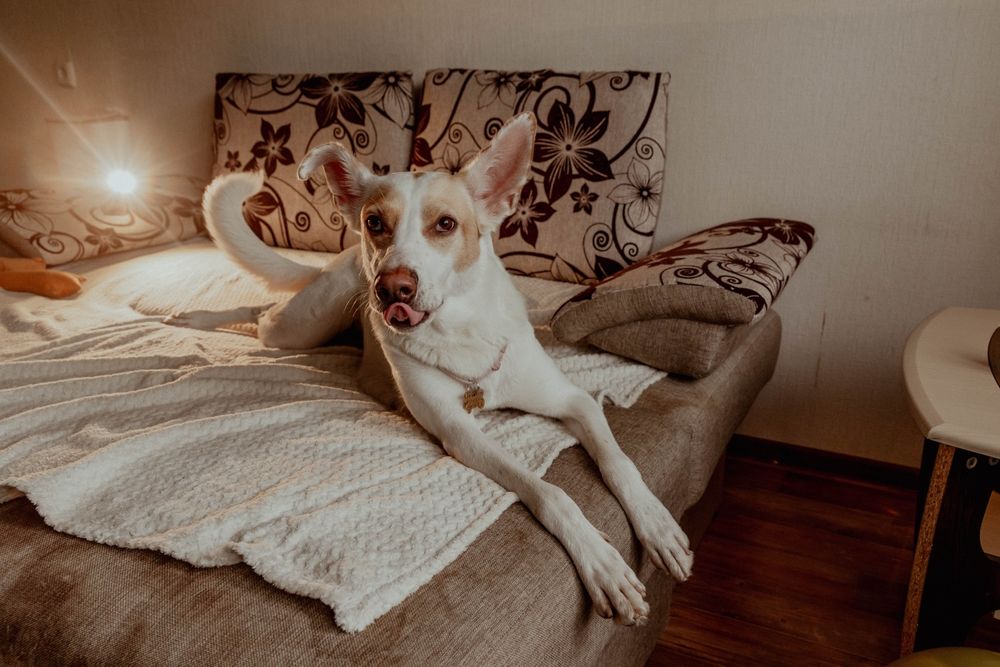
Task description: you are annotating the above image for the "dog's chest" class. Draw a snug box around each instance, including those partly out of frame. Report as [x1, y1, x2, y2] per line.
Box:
[439, 354, 509, 413]
[472, 356, 523, 412]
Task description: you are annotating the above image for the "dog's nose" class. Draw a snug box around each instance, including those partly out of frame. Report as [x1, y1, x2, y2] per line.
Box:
[375, 267, 418, 305]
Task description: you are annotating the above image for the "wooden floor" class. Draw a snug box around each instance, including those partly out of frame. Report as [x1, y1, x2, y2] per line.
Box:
[646, 452, 919, 666]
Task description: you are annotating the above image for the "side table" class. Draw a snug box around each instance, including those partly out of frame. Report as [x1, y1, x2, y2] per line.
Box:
[901, 307, 1000, 654]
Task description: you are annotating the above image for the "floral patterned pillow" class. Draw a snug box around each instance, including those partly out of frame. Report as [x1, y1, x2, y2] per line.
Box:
[214, 72, 416, 252]
[0, 175, 206, 266]
[411, 69, 669, 282]
[551, 218, 817, 343]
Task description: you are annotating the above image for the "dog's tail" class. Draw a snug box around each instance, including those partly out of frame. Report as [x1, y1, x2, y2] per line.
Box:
[202, 172, 321, 291]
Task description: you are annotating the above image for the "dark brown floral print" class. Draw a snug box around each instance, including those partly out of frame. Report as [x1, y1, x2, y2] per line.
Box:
[570, 184, 597, 215]
[300, 73, 379, 129]
[82, 222, 124, 253]
[213, 72, 415, 251]
[170, 195, 206, 233]
[224, 151, 242, 172]
[251, 120, 294, 177]
[515, 69, 553, 94]
[0, 191, 59, 236]
[364, 72, 412, 128]
[411, 69, 669, 282]
[242, 189, 282, 242]
[410, 104, 433, 168]
[607, 159, 662, 232]
[499, 179, 556, 246]
[564, 218, 816, 321]
[218, 73, 273, 114]
[533, 101, 614, 203]
[475, 71, 518, 108]
[440, 144, 476, 174]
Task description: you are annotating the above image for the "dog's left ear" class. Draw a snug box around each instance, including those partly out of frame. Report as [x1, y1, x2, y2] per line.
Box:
[297, 142, 374, 227]
[462, 113, 536, 229]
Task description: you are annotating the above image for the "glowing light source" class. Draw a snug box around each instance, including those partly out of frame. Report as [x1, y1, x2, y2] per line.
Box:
[106, 169, 138, 194]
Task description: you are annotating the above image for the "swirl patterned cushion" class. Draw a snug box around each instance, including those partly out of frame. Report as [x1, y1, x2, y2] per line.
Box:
[0, 176, 206, 266]
[550, 218, 816, 376]
[213, 72, 416, 252]
[411, 69, 669, 282]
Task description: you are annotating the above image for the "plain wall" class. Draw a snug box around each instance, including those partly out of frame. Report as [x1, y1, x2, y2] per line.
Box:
[1, 0, 998, 466]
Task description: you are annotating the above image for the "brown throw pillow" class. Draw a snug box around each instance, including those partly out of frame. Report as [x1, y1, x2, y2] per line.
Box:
[551, 218, 816, 376]
[586, 319, 754, 379]
[213, 72, 415, 252]
[0, 175, 206, 266]
[411, 69, 669, 282]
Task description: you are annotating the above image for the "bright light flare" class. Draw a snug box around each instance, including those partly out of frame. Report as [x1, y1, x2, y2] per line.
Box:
[106, 169, 138, 194]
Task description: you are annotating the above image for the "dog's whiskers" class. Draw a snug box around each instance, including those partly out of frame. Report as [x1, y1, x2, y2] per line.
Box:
[345, 292, 367, 318]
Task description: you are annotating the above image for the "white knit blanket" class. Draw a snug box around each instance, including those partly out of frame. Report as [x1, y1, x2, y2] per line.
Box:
[0, 241, 664, 632]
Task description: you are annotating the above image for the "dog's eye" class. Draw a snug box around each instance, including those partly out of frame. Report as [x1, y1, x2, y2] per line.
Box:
[365, 214, 384, 234]
[435, 217, 457, 234]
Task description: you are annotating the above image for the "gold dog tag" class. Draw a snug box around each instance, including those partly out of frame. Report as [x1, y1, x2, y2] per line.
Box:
[462, 385, 485, 412]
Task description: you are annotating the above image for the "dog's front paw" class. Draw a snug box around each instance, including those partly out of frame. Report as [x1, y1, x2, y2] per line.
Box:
[577, 534, 649, 626]
[632, 501, 693, 582]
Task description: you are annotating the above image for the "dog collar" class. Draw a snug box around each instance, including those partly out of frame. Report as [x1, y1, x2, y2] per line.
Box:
[407, 340, 508, 413]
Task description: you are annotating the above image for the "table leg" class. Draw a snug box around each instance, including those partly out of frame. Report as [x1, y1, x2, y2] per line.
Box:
[914, 439, 939, 544]
[901, 444, 1000, 655]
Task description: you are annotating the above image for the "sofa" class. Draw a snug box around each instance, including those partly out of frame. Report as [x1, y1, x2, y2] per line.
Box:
[0, 69, 813, 665]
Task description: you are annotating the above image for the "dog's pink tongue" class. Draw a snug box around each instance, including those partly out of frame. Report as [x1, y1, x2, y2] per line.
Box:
[384, 302, 426, 327]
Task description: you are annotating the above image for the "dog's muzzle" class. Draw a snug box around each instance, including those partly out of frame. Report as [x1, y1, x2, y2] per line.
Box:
[374, 267, 427, 329]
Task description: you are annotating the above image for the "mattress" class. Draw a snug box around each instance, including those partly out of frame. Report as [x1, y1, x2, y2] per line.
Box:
[0, 239, 782, 665]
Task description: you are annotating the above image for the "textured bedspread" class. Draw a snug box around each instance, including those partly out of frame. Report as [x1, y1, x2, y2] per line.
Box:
[0, 240, 663, 632]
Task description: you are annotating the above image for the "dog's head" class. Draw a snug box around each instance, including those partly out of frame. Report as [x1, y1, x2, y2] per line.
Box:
[297, 113, 535, 334]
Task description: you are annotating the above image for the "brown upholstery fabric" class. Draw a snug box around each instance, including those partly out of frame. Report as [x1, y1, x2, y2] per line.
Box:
[0, 313, 781, 667]
[411, 69, 669, 282]
[586, 318, 751, 378]
[213, 72, 416, 251]
[554, 282, 755, 341]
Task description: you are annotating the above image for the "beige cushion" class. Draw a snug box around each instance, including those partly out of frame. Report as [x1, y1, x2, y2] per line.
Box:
[552, 218, 815, 375]
[0, 176, 205, 266]
[412, 69, 669, 282]
[213, 72, 415, 252]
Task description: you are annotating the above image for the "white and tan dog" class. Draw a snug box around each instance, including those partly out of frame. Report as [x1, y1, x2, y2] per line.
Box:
[188, 113, 692, 625]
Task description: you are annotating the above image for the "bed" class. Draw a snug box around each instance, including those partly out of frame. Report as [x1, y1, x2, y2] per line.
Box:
[0, 236, 781, 665]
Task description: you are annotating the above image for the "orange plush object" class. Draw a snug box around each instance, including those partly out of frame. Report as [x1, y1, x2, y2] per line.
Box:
[0, 257, 45, 272]
[0, 257, 84, 298]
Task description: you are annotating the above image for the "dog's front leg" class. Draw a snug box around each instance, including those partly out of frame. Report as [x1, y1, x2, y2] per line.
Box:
[505, 349, 694, 582]
[164, 305, 273, 331]
[558, 388, 694, 582]
[398, 380, 649, 625]
[256, 251, 365, 349]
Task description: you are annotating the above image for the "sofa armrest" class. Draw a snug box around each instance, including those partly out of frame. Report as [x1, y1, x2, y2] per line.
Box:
[550, 218, 815, 376]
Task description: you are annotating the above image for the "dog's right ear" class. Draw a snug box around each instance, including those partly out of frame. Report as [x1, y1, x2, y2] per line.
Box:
[297, 143, 374, 221]
[462, 113, 536, 231]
